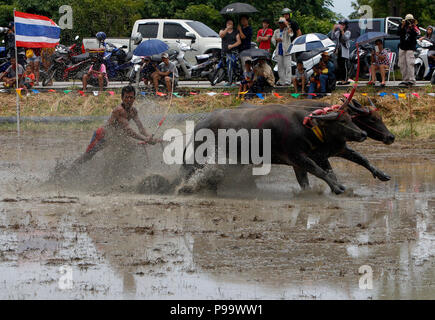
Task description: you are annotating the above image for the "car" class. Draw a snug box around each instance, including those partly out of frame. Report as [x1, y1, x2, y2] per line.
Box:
[83, 19, 222, 65]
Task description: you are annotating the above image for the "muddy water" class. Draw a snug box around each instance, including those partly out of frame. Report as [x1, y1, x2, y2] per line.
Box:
[0, 130, 434, 299]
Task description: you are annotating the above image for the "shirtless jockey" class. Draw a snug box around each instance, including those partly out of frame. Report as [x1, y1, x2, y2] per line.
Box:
[68, 85, 160, 171]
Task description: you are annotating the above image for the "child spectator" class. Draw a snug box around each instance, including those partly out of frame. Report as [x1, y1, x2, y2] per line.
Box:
[308, 63, 322, 98]
[22, 64, 35, 95]
[292, 61, 307, 93]
[239, 60, 254, 98]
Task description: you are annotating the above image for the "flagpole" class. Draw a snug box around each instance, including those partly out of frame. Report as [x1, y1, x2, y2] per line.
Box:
[13, 8, 20, 136]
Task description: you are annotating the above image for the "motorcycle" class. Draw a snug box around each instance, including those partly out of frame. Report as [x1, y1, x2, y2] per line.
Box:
[101, 41, 133, 81]
[40, 44, 94, 86]
[414, 39, 435, 81]
[348, 43, 374, 79]
[173, 37, 218, 80]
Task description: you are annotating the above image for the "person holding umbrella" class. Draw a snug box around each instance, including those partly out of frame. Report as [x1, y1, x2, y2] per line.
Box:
[219, 17, 241, 86]
[272, 17, 293, 86]
[237, 15, 253, 66]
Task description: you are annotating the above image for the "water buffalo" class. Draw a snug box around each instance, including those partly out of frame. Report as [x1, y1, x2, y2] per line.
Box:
[239, 98, 395, 186]
[182, 105, 367, 194]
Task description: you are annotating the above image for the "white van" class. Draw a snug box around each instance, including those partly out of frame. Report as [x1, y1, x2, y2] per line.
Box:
[131, 19, 221, 64]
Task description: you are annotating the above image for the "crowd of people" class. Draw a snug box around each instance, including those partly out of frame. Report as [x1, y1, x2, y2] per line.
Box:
[1, 10, 434, 94]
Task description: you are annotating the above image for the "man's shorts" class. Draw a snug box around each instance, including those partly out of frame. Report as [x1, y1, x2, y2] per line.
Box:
[159, 75, 178, 88]
[86, 127, 106, 155]
[88, 76, 108, 88]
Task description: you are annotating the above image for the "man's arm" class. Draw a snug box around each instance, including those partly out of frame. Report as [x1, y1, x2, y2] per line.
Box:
[133, 113, 149, 137]
[229, 34, 241, 50]
[238, 25, 246, 39]
[113, 108, 147, 141]
[219, 28, 228, 38]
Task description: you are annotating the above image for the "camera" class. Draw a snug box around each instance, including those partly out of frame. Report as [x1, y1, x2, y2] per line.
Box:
[0, 27, 10, 33]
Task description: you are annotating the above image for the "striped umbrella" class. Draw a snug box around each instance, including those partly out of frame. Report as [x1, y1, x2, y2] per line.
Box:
[287, 33, 335, 54]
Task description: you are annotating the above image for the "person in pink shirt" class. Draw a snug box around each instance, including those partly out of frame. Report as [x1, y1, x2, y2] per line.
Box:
[82, 55, 108, 91]
[256, 19, 273, 52]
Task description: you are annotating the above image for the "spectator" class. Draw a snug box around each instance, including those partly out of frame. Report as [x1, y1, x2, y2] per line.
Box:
[26, 48, 41, 84]
[331, 19, 351, 84]
[249, 57, 275, 95]
[22, 64, 35, 95]
[219, 18, 241, 86]
[82, 55, 108, 91]
[419, 25, 435, 63]
[238, 15, 253, 66]
[398, 14, 420, 86]
[272, 17, 293, 86]
[368, 39, 390, 87]
[0, 57, 24, 88]
[308, 52, 335, 97]
[292, 61, 307, 93]
[257, 19, 273, 52]
[239, 59, 254, 98]
[307, 63, 322, 98]
[41, 47, 55, 85]
[4, 22, 25, 66]
[152, 52, 179, 93]
[281, 8, 302, 42]
[140, 57, 155, 87]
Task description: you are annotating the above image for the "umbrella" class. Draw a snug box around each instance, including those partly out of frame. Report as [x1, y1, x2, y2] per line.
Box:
[220, 2, 258, 15]
[287, 33, 335, 54]
[239, 48, 270, 59]
[296, 47, 328, 62]
[356, 32, 388, 45]
[133, 39, 168, 57]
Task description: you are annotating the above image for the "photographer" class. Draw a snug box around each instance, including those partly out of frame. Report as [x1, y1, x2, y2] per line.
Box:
[398, 14, 420, 86]
[331, 19, 351, 84]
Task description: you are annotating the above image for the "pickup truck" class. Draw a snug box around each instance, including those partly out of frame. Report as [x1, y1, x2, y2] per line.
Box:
[83, 19, 222, 64]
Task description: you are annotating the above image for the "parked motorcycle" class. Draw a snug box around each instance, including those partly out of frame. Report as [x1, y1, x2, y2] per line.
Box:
[102, 41, 132, 81]
[414, 39, 435, 81]
[40, 44, 94, 86]
[173, 36, 218, 80]
[348, 43, 374, 79]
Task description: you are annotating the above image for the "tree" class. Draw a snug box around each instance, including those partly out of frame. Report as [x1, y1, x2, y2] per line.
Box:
[350, 0, 434, 28]
[174, 4, 223, 32]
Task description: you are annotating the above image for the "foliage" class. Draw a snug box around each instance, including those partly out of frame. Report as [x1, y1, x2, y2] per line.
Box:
[350, 0, 434, 29]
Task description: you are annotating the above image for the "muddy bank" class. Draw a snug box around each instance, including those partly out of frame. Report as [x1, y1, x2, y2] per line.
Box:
[0, 130, 434, 299]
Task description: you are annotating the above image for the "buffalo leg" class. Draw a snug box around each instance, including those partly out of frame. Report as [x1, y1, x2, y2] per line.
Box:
[294, 167, 310, 189]
[315, 158, 338, 182]
[290, 154, 346, 194]
[338, 146, 391, 181]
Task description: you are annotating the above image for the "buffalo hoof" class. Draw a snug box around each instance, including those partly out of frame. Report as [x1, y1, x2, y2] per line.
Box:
[177, 184, 194, 195]
[373, 170, 391, 181]
[331, 184, 346, 195]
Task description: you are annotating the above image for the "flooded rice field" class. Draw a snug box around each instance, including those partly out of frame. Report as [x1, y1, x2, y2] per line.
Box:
[0, 129, 434, 299]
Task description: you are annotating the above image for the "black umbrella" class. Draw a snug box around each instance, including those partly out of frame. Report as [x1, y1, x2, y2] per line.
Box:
[220, 2, 258, 15]
[239, 48, 270, 59]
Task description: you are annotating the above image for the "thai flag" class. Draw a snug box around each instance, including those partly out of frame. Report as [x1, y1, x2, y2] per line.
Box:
[14, 11, 60, 48]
